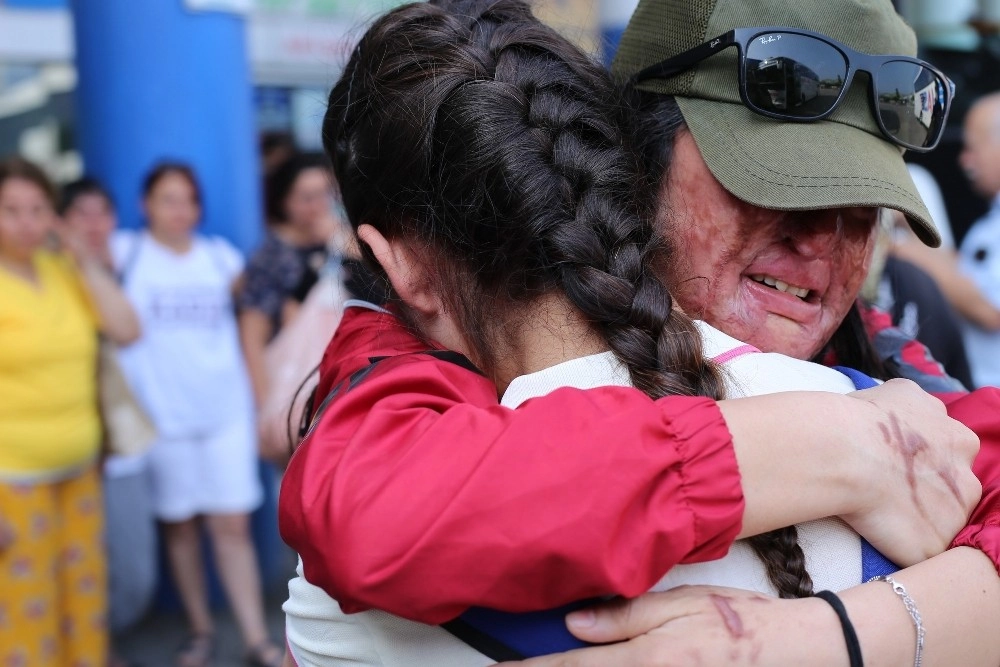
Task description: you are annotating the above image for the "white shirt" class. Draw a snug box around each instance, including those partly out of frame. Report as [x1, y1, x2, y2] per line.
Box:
[505, 322, 862, 597]
[958, 197, 1000, 388]
[285, 321, 864, 666]
[111, 230, 253, 439]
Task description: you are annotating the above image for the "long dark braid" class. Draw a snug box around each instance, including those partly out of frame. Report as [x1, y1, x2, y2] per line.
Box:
[325, 0, 723, 400]
[630, 89, 814, 599]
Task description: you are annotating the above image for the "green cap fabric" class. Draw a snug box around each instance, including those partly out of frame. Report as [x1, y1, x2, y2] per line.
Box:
[612, 0, 942, 247]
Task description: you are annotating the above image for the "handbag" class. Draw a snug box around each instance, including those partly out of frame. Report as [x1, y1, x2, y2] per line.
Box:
[98, 340, 157, 457]
[258, 271, 347, 466]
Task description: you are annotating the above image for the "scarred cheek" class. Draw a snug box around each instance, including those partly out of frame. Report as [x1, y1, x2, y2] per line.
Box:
[839, 226, 878, 275]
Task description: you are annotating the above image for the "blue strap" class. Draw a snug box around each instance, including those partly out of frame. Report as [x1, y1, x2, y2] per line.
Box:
[831, 365, 879, 390]
[455, 602, 593, 657]
[832, 366, 901, 580]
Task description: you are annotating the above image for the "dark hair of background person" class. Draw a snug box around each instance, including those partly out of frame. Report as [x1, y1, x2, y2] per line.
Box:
[142, 161, 202, 207]
[59, 176, 115, 216]
[0, 156, 58, 209]
[322, 0, 823, 601]
[629, 90, 829, 599]
[264, 152, 331, 225]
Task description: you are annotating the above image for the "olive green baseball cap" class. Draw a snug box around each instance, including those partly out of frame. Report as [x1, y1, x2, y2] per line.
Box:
[612, 0, 942, 247]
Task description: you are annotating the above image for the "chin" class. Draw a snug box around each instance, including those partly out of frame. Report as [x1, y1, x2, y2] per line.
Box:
[746, 328, 821, 361]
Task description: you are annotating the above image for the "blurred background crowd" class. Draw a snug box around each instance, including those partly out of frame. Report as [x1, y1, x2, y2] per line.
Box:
[4, 0, 1000, 665]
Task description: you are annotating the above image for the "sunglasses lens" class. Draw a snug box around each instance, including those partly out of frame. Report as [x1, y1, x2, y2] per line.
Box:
[876, 61, 949, 149]
[745, 32, 848, 118]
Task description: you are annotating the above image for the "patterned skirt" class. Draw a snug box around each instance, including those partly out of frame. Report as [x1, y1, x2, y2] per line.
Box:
[0, 466, 107, 666]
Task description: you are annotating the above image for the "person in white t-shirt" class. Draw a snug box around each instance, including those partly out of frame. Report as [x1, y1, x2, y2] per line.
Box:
[113, 163, 281, 667]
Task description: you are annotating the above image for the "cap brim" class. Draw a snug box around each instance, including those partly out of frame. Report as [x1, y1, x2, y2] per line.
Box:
[676, 97, 941, 247]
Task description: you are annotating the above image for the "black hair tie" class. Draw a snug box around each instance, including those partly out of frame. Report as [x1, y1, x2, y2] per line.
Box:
[815, 590, 864, 667]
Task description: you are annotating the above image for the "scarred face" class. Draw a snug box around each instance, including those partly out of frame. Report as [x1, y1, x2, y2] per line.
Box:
[661, 132, 879, 360]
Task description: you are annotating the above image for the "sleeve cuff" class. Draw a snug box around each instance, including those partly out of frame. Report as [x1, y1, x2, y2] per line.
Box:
[951, 523, 1000, 575]
[668, 398, 745, 563]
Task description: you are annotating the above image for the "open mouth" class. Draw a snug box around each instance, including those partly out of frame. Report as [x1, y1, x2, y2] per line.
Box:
[749, 274, 811, 300]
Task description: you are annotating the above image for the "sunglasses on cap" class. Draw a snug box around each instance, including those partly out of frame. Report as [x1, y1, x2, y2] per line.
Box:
[632, 27, 955, 152]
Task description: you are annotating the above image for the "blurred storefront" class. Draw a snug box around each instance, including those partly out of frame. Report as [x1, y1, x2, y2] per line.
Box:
[6, 0, 996, 244]
[0, 0, 603, 171]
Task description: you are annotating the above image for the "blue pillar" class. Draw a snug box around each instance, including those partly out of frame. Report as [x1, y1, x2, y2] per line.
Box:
[70, 0, 262, 254]
[70, 0, 280, 605]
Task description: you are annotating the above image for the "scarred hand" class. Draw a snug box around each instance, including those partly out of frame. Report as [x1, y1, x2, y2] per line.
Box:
[843, 378, 981, 566]
[500, 586, 843, 667]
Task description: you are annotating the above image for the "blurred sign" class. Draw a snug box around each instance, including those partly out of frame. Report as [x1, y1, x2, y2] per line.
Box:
[185, 0, 253, 13]
[0, 6, 72, 61]
[253, 0, 407, 19]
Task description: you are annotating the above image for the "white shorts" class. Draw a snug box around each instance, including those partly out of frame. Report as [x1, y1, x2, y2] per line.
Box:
[147, 416, 263, 522]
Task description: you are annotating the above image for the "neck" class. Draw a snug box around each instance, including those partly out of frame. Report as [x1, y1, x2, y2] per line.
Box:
[492, 293, 607, 393]
[0, 246, 37, 281]
[149, 228, 192, 253]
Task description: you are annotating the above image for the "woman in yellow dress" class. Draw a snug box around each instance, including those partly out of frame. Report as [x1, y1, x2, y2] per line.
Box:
[0, 157, 140, 666]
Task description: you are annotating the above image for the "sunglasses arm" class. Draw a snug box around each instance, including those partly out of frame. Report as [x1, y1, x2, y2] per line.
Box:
[632, 31, 737, 83]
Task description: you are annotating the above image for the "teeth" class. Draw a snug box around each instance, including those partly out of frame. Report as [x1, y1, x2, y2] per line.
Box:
[750, 274, 810, 299]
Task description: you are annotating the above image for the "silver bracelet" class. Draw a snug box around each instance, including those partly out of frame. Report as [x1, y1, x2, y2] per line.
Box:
[869, 575, 925, 667]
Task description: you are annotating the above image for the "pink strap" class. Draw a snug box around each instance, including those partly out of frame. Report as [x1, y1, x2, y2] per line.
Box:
[712, 344, 761, 365]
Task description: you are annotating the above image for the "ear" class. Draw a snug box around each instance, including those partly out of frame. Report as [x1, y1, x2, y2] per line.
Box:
[357, 224, 442, 318]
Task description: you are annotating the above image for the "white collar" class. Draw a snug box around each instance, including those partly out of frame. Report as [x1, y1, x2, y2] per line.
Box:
[500, 352, 630, 408]
[499, 321, 745, 408]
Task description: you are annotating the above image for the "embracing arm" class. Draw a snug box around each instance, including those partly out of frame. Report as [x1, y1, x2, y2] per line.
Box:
[280, 344, 977, 623]
[280, 357, 744, 624]
[511, 547, 1000, 667]
[722, 379, 978, 561]
[850, 547, 1000, 666]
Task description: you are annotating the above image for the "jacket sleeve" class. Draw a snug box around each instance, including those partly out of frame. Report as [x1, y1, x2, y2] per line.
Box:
[861, 303, 967, 393]
[279, 353, 743, 624]
[945, 387, 1000, 572]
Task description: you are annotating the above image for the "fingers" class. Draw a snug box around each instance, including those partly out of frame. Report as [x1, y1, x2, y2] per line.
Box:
[562, 591, 694, 644]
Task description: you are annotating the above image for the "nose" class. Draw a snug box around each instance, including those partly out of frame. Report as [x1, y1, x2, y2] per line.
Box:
[783, 211, 843, 259]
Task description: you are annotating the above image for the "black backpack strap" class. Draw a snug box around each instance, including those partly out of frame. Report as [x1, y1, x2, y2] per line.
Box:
[440, 618, 526, 662]
[368, 349, 483, 376]
[302, 349, 483, 439]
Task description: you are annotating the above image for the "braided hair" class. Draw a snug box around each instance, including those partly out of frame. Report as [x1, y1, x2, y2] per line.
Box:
[630, 89, 815, 599]
[324, 0, 723, 401]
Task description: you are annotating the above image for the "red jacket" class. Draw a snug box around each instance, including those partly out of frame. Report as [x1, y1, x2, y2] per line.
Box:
[279, 304, 743, 624]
